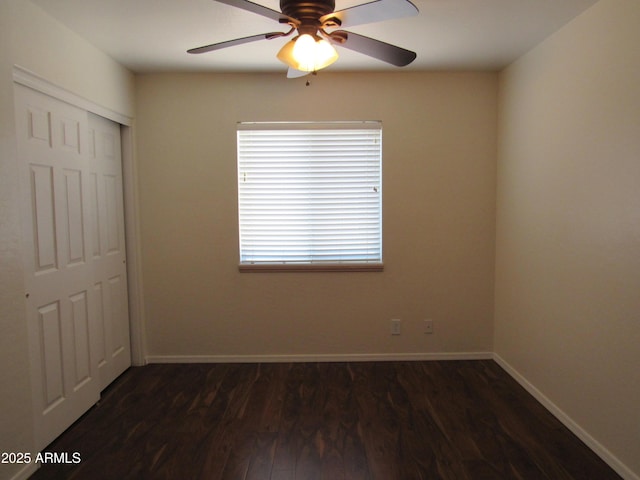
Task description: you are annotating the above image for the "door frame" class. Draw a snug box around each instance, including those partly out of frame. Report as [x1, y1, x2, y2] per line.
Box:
[13, 65, 146, 366]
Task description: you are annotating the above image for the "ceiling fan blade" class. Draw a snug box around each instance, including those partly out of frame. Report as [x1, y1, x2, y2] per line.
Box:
[215, 0, 295, 24]
[321, 0, 418, 28]
[334, 30, 416, 67]
[287, 68, 310, 78]
[188, 32, 286, 54]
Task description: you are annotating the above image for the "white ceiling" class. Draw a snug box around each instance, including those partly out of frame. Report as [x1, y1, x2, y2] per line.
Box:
[32, 0, 598, 73]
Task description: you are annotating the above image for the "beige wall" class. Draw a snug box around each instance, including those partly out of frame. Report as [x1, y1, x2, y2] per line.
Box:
[0, 2, 134, 478]
[0, 4, 33, 480]
[495, 0, 640, 476]
[136, 71, 497, 359]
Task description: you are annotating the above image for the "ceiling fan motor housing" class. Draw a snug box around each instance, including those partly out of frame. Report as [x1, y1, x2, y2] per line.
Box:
[280, 0, 336, 34]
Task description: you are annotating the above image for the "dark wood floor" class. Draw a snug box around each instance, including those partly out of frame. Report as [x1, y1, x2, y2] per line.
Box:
[31, 361, 620, 480]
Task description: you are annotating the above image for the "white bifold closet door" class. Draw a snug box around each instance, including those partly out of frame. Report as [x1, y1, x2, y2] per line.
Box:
[15, 84, 131, 451]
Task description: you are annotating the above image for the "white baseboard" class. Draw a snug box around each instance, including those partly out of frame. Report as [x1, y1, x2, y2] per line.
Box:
[145, 351, 493, 364]
[7, 461, 39, 480]
[493, 353, 639, 480]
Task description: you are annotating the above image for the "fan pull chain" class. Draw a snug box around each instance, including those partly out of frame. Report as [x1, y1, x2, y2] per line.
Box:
[306, 71, 318, 86]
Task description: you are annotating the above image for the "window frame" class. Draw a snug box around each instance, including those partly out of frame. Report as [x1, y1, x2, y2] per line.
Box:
[236, 121, 383, 273]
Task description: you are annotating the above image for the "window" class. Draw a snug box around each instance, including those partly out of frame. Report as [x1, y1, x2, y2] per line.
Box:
[237, 121, 382, 272]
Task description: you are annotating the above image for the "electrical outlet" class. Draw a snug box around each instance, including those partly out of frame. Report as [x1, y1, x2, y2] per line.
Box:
[391, 319, 401, 335]
[424, 319, 434, 334]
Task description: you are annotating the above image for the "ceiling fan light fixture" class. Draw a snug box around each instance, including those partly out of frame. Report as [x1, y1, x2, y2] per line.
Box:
[277, 34, 338, 72]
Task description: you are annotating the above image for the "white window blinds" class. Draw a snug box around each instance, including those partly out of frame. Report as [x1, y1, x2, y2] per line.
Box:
[237, 122, 382, 268]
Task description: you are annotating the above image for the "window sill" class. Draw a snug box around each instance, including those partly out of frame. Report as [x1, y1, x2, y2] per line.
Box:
[238, 263, 384, 273]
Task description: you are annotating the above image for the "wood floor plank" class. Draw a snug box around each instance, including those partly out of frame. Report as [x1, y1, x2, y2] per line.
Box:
[30, 361, 622, 480]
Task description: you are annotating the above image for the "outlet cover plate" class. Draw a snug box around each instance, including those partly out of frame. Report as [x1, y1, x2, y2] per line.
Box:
[391, 319, 401, 335]
[424, 319, 434, 334]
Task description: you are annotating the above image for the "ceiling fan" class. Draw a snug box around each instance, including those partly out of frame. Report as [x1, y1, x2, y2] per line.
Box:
[187, 0, 419, 77]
